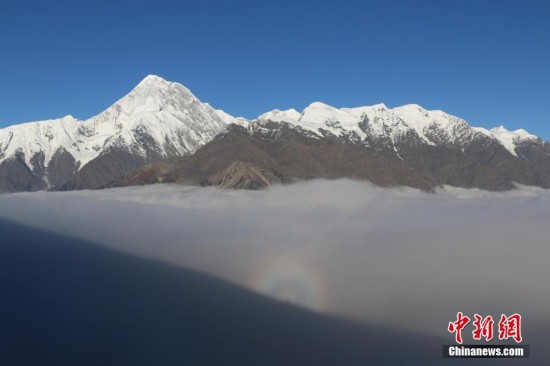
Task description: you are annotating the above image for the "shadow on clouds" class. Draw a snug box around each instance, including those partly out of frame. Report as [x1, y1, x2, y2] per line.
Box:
[0, 180, 548, 364]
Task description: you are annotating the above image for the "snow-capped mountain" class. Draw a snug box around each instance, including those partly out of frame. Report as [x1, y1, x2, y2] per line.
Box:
[0, 75, 238, 191]
[473, 125, 538, 157]
[1, 75, 548, 192]
[112, 101, 550, 192]
[257, 102, 540, 158]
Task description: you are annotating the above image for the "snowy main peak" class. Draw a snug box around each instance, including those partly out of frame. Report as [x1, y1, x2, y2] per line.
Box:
[132, 74, 180, 98]
[1, 74, 546, 192]
[137, 74, 171, 86]
[96, 75, 198, 119]
[0, 75, 234, 174]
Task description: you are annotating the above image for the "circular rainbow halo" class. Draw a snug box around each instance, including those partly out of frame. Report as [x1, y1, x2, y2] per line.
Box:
[251, 252, 324, 311]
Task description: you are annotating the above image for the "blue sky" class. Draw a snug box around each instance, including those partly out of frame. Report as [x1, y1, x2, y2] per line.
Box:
[1, 0, 549, 138]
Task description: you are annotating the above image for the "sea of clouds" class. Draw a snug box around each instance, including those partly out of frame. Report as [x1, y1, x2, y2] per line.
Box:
[1, 180, 549, 340]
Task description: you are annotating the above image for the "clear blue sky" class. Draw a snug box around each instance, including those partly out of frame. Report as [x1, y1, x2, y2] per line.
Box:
[1, 0, 549, 138]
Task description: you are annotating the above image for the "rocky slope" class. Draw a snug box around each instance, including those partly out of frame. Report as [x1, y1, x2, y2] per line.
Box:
[109, 120, 549, 191]
[1, 76, 549, 192]
[0, 75, 238, 192]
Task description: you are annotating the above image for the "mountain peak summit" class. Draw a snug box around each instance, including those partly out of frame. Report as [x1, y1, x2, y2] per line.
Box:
[131, 74, 176, 95]
[102, 75, 198, 118]
[492, 125, 509, 133]
[138, 74, 170, 85]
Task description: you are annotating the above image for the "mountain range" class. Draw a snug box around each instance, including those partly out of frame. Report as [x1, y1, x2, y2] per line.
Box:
[1, 75, 549, 192]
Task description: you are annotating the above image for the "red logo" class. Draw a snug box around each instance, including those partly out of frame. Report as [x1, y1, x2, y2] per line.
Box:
[448, 312, 470, 344]
[448, 312, 522, 344]
[498, 313, 522, 343]
[472, 314, 494, 341]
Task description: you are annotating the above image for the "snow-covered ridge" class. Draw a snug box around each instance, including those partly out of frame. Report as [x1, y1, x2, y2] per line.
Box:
[0, 75, 542, 178]
[258, 108, 302, 123]
[0, 75, 236, 171]
[257, 103, 540, 155]
[473, 126, 538, 157]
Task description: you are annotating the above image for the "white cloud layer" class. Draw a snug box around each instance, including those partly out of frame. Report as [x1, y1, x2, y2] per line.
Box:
[1, 180, 549, 339]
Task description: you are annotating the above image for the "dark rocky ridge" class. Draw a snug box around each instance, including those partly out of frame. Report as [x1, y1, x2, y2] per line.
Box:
[108, 121, 550, 191]
[2, 75, 549, 193]
[5, 118, 548, 193]
[2, 116, 550, 193]
[0, 153, 46, 192]
[59, 148, 151, 191]
[107, 123, 436, 190]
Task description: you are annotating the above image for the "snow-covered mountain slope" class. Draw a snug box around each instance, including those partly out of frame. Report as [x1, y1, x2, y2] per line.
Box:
[1, 74, 547, 192]
[0, 75, 235, 182]
[473, 125, 538, 157]
[0, 115, 83, 169]
[256, 103, 541, 156]
[258, 108, 302, 123]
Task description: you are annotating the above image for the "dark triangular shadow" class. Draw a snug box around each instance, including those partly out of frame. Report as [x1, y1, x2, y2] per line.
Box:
[0, 219, 516, 365]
